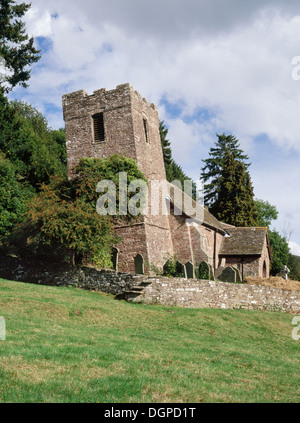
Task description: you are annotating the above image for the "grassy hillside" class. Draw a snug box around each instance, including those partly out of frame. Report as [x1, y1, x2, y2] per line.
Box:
[0, 278, 299, 403]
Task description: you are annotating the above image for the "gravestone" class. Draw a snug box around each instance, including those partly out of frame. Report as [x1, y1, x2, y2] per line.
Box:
[199, 261, 210, 280]
[111, 248, 119, 271]
[134, 254, 144, 275]
[208, 264, 214, 280]
[217, 266, 237, 283]
[232, 266, 242, 283]
[185, 261, 195, 279]
[215, 266, 226, 280]
[176, 261, 187, 278]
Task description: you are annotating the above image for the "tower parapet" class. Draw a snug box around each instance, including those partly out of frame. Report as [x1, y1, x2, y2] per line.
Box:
[63, 83, 165, 181]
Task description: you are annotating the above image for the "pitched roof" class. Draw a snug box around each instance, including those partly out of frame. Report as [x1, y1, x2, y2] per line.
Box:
[168, 182, 225, 233]
[219, 227, 269, 256]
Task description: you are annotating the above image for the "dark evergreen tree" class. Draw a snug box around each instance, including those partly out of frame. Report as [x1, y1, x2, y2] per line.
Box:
[159, 121, 172, 167]
[159, 120, 197, 199]
[201, 133, 250, 207]
[0, 0, 40, 92]
[210, 151, 258, 226]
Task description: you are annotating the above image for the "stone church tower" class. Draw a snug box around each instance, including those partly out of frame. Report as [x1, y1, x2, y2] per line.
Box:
[62, 83, 166, 182]
[63, 83, 174, 273]
[63, 83, 271, 278]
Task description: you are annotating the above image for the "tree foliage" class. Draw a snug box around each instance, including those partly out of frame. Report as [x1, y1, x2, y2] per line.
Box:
[162, 254, 185, 278]
[0, 92, 67, 243]
[209, 151, 258, 226]
[0, 95, 67, 187]
[201, 133, 250, 207]
[0, 151, 32, 242]
[268, 230, 290, 276]
[18, 178, 116, 267]
[253, 198, 299, 279]
[0, 0, 40, 92]
[8, 156, 147, 266]
[288, 254, 300, 281]
[74, 155, 148, 220]
[255, 199, 278, 228]
[159, 120, 197, 199]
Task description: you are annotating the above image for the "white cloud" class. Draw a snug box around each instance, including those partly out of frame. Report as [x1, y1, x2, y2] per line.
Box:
[13, 0, 300, 246]
[22, 2, 300, 151]
[26, 8, 53, 38]
[289, 241, 300, 256]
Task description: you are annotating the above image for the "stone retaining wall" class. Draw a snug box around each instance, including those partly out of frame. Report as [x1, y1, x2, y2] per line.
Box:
[0, 257, 299, 313]
[0, 257, 144, 296]
[142, 277, 300, 313]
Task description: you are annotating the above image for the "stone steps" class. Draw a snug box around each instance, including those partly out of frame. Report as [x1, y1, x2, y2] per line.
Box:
[123, 280, 152, 302]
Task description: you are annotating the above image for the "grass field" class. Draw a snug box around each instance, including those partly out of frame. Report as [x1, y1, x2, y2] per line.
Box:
[0, 278, 299, 403]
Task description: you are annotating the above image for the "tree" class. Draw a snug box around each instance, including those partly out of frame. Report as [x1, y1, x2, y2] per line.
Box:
[21, 180, 116, 267]
[8, 156, 148, 266]
[159, 120, 197, 199]
[209, 151, 258, 226]
[0, 98, 67, 187]
[288, 254, 300, 281]
[160, 121, 172, 168]
[201, 133, 250, 207]
[0, 0, 40, 92]
[253, 198, 299, 278]
[0, 95, 68, 246]
[0, 151, 32, 243]
[268, 230, 290, 276]
[255, 199, 278, 228]
[74, 154, 147, 219]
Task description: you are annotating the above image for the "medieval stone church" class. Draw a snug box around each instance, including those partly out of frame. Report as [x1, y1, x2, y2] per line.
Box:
[62, 83, 271, 279]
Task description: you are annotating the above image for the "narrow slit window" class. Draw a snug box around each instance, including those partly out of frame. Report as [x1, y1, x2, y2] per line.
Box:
[93, 113, 105, 143]
[143, 118, 149, 143]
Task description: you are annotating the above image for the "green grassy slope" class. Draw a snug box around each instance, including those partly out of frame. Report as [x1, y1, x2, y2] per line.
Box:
[0, 278, 299, 403]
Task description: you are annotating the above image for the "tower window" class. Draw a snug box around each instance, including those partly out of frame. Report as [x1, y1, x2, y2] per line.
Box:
[93, 113, 105, 143]
[143, 118, 149, 143]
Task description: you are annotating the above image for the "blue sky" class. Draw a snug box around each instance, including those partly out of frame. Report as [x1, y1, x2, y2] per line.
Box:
[8, 0, 300, 254]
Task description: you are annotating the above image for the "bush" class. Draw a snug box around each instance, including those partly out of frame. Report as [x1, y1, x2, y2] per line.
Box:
[7, 155, 148, 267]
[0, 152, 33, 244]
[162, 254, 185, 277]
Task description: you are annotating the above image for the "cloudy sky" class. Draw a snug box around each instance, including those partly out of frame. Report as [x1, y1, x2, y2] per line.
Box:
[9, 0, 300, 254]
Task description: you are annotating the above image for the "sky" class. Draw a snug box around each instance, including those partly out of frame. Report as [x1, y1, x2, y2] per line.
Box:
[8, 0, 300, 255]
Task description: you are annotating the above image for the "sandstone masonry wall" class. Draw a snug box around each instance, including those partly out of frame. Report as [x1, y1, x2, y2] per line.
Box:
[142, 277, 300, 313]
[0, 257, 144, 296]
[0, 258, 299, 313]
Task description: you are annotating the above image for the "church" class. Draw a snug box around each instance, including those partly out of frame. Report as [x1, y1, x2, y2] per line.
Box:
[62, 83, 271, 279]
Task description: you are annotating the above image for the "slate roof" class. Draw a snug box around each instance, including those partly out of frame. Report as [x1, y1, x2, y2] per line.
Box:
[167, 182, 270, 259]
[168, 182, 225, 233]
[219, 227, 269, 256]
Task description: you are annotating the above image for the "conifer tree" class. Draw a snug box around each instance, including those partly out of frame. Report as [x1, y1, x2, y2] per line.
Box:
[210, 151, 258, 226]
[0, 0, 40, 92]
[201, 133, 250, 207]
[160, 121, 172, 167]
[159, 120, 197, 199]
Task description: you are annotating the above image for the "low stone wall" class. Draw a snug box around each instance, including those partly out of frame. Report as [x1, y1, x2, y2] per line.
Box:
[1, 257, 299, 313]
[142, 277, 300, 313]
[0, 257, 144, 296]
